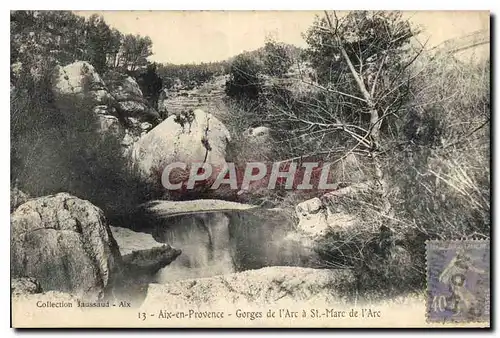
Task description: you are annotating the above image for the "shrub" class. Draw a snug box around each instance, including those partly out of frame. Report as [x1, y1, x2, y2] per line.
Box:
[11, 61, 153, 216]
[390, 54, 490, 239]
[225, 53, 263, 101]
[133, 62, 163, 110]
[312, 54, 490, 299]
[262, 39, 293, 77]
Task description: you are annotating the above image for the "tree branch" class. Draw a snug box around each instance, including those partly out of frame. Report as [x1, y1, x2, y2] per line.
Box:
[324, 11, 375, 110]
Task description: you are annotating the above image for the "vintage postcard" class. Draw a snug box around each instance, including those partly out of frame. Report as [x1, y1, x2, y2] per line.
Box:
[10, 10, 490, 328]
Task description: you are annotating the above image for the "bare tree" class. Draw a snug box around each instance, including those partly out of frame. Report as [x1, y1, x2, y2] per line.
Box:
[264, 11, 426, 215]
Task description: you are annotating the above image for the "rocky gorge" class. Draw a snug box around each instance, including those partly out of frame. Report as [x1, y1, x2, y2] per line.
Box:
[11, 60, 366, 311]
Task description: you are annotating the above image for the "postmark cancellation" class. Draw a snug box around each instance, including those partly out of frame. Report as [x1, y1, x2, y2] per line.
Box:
[426, 240, 490, 323]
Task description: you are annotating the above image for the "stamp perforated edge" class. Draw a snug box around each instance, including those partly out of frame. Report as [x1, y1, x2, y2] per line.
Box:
[425, 238, 491, 325]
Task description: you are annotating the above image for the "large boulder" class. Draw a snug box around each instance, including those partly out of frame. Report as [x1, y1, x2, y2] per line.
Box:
[132, 109, 231, 190]
[52, 61, 114, 109]
[11, 193, 122, 300]
[103, 70, 160, 123]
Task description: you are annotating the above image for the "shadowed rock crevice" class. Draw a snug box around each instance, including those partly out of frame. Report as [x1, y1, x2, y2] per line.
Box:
[121, 245, 182, 283]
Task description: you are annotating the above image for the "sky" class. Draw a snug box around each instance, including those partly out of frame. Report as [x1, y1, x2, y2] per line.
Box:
[74, 10, 490, 64]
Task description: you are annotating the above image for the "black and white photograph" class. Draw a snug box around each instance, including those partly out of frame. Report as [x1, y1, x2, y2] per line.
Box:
[9, 9, 491, 328]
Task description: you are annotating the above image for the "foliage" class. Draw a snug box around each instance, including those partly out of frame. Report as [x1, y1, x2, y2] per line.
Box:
[262, 38, 294, 77]
[157, 61, 229, 90]
[11, 62, 153, 216]
[225, 52, 263, 101]
[117, 34, 153, 72]
[85, 14, 122, 74]
[312, 54, 490, 299]
[9, 9, 490, 300]
[132, 62, 164, 109]
[11, 11, 154, 77]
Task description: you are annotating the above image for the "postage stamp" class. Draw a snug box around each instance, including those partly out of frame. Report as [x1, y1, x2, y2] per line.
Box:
[10, 9, 490, 328]
[426, 240, 490, 323]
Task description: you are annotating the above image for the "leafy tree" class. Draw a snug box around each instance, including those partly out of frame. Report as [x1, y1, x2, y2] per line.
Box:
[225, 53, 263, 101]
[85, 14, 119, 74]
[117, 34, 153, 72]
[262, 38, 293, 77]
[135, 62, 163, 109]
[11, 11, 124, 75]
[263, 11, 422, 215]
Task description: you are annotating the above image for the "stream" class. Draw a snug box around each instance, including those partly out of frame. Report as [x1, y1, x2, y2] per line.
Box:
[123, 200, 318, 283]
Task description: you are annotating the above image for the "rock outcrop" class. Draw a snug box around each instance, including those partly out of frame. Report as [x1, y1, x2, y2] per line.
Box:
[295, 183, 372, 237]
[52, 61, 115, 110]
[243, 126, 271, 140]
[119, 200, 317, 283]
[240, 126, 273, 161]
[110, 225, 182, 283]
[103, 70, 160, 125]
[142, 266, 353, 308]
[11, 193, 122, 300]
[12, 290, 78, 308]
[132, 108, 231, 190]
[51, 61, 159, 153]
[160, 75, 227, 117]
